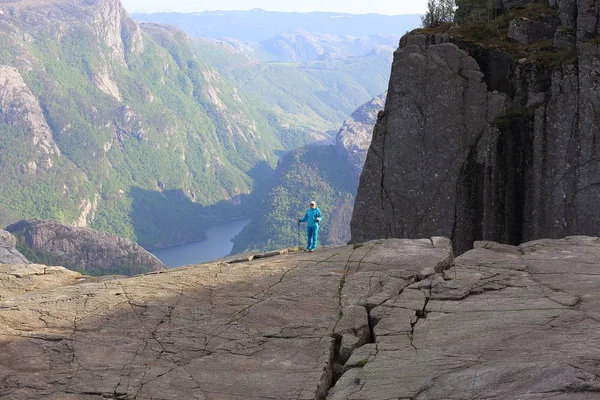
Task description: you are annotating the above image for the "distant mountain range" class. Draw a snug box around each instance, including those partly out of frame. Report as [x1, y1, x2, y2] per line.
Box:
[131, 9, 422, 42]
[131, 10, 420, 62]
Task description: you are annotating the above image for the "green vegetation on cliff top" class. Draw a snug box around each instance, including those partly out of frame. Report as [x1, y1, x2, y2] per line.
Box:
[416, 2, 574, 68]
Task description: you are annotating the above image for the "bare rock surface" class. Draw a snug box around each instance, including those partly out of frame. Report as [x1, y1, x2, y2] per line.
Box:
[0, 65, 60, 159]
[351, 40, 506, 253]
[353, 1, 600, 255]
[0, 238, 452, 400]
[353, 15, 600, 255]
[0, 263, 82, 300]
[329, 236, 600, 399]
[1, 236, 599, 399]
[0, 229, 29, 264]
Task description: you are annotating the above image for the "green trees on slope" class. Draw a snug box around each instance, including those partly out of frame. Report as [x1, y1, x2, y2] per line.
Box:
[422, 0, 456, 27]
[0, 9, 391, 251]
[231, 145, 357, 253]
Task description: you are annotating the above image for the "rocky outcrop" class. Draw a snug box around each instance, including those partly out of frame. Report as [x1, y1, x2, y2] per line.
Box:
[0, 238, 453, 399]
[0, 263, 82, 299]
[0, 229, 29, 264]
[352, 0, 600, 254]
[507, 17, 557, 44]
[0, 236, 599, 399]
[351, 39, 506, 253]
[6, 219, 166, 276]
[335, 91, 386, 178]
[0, 65, 60, 162]
[2, 0, 144, 64]
[330, 236, 600, 399]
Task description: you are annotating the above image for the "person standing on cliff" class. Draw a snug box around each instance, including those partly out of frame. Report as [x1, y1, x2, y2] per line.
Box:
[298, 200, 322, 252]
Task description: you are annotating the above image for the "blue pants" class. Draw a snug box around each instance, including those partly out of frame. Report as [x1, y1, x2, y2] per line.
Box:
[306, 225, 319, 250]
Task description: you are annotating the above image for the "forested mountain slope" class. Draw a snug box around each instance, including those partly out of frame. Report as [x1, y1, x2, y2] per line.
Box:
[0, 0, 392, 249]
[231, 93, 386, 253]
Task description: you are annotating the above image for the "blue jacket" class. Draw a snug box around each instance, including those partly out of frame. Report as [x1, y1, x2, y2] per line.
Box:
[300, 207, 322, 228]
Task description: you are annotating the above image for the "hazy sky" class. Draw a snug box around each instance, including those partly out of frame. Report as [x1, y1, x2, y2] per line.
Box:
[120, 0, 428, 15]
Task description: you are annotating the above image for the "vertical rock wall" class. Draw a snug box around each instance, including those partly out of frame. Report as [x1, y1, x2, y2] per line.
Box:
[351, 1, 600, 254]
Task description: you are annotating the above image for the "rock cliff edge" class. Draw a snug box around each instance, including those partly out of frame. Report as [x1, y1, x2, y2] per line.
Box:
[351, 0, 600, 254]
[1, 237, 600, 399]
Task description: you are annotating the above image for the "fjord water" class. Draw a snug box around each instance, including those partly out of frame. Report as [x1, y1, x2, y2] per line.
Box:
[150, 219, 251, 268]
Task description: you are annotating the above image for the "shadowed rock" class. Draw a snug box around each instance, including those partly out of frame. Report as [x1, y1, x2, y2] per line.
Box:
[351, 2, 600, 254]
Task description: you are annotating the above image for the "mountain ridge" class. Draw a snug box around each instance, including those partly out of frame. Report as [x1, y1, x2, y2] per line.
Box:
[0, 0, 391, 250]
[231, 92, 385, 254]
[131, 9, 421, 43]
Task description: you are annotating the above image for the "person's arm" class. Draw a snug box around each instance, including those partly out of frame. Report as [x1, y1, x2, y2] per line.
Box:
[299, 211, 308, 223]
[315, 209, 322, 222]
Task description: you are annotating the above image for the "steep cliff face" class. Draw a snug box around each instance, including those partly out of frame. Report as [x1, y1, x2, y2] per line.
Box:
[351, 0, 600, 254]
[0, 0, 391, 248]
[0, 0, 286, 246]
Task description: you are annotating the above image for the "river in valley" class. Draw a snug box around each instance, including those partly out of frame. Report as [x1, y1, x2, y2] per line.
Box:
[149, 218, 251, 268]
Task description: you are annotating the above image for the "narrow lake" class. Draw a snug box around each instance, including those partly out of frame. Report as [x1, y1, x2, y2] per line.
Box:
[149, 218, 251, 268]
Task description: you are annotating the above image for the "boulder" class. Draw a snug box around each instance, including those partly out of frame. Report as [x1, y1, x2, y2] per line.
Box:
[507, 17, 557, 45]
[6, 219, 166, 276]
[0, 229, 29, 264]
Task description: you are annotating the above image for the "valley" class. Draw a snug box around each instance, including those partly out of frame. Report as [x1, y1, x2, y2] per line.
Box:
[0, 1, 417, 254]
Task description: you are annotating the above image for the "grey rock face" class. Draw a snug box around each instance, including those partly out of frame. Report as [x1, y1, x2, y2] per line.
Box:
[351, 40, 507, 253]
[0, 230, 29, 264]
[352, 3, 600, 254]
[507, 17, 557, 45]
[0, 65, 60, 160]
[6, 219, 166, 275]
[330, 236, 600, 399]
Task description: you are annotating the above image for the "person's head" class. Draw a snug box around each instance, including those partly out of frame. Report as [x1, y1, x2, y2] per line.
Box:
[309, 201, 316, 208]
